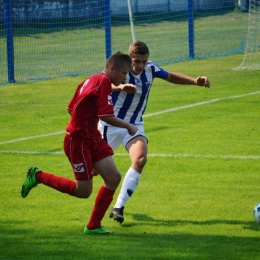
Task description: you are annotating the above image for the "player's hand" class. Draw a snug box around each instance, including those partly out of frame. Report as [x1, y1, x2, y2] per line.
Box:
[121, 84, 137, 94]
[127, 124, 138, 136]
[196, 76, 210, 88]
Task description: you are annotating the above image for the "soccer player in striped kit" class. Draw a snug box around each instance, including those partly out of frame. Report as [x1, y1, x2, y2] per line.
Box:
[98, 41, 210, 224]
[21, 52, 137, 234]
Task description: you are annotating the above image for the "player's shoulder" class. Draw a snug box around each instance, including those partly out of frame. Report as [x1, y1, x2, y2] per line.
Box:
[145, 60, 168, 79]
[146, 60, 156, 66]
[91, 72, 108, 80]
[89, 72, 110, 85]
[146, 60, 162, 69]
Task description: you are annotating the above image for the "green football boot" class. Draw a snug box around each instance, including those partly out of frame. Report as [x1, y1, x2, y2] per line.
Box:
[21, 166, 41, 198]
[84, 226, 111, 235]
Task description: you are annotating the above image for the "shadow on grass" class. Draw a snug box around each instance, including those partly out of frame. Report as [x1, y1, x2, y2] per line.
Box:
[1, 218, 260, 260]
[145, 125, 172, 133]
[125, 213, 260, 231]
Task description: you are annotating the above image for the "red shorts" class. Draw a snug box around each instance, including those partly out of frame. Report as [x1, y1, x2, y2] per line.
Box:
[63, 134, 113, 181]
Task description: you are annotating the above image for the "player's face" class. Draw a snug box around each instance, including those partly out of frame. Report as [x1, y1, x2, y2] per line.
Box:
[130, 53, 149, 75]
[110, 65, 129, 86]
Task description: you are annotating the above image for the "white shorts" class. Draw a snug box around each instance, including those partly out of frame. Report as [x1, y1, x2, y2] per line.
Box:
[98, 122, 147, 151]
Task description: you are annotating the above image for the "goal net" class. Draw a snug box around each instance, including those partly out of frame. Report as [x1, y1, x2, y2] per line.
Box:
[234, 0, 260, 70]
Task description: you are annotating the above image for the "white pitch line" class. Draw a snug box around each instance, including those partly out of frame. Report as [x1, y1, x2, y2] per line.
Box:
[1, 150, 260, 159]
[0, 131, 65, 145]
[0, 150, 259, 159]
[0, 150, 65, 155]
[143, 90, 260, 117]
[1, 90, 260, 146]
[146, 153, 260, 160]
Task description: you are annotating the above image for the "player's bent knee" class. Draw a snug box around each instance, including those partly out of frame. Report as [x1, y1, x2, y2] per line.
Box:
[104, 171, 121, 190]
[74, 187, 92, 198]
[136, 156, 147, 169]
[77, 190, 92, 199]
[110, 171, 121, 184]
[114, 172, 122, 184]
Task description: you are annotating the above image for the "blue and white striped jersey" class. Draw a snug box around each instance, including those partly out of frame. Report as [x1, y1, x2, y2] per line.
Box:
[103, 61, 168, 126]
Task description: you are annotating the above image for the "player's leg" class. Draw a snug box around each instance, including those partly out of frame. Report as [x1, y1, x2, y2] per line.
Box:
[21, 166, 77, 198]
[94, 156, 121, 190]
[110, 135, 148, 223]
[63, 133, 93, 198]
[21, 165, 93, 199]
[73, 179, 92, 198]
[21, 134, 93, 199]
[85, 156, 121, 233]
[85, 141, 120, 234]
[93, 123, 124, 176]
[21, 166, 93, 198]
[126, 135, 148, 173]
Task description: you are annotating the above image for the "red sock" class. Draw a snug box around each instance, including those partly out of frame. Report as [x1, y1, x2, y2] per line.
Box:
[87, 185, 115, 230]
[36, 171, 76, 196]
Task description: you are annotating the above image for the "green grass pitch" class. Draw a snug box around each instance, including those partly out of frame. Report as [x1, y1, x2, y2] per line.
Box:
[0, 54, 260, 259]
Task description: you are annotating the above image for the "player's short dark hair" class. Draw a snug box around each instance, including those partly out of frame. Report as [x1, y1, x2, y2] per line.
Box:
[106, 51, 132, 69]
[128, 40, 149, 56]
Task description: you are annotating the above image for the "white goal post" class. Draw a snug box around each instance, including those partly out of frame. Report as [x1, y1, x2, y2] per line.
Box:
[234, 0, 260, 70]
[127, 0, 136, 42]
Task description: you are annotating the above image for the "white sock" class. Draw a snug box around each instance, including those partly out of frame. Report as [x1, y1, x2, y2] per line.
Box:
[114, 167, 141, 208]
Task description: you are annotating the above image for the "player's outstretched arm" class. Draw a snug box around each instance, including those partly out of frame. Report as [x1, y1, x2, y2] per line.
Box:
[166, 72, 210, 88]
[101, 116, 138, 136]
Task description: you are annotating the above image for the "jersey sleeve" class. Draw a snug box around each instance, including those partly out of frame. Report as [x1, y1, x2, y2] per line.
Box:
[151, 62, 169, 79]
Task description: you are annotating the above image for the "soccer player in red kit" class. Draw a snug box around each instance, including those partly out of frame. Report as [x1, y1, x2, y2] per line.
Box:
[21, 52, 138, 234]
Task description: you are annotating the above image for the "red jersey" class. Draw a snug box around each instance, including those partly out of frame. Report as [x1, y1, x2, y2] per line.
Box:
[66, 72, 114, 139]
